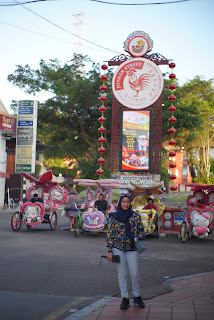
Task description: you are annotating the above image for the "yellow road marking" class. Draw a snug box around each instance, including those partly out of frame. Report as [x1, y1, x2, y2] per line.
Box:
[42, 297, 89, 320]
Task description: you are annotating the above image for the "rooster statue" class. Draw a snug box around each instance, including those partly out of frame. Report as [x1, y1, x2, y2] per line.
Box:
[127, 68, 151, 97]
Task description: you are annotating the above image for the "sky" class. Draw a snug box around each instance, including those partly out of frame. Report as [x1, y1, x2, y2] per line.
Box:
[0, 0, 214, 113]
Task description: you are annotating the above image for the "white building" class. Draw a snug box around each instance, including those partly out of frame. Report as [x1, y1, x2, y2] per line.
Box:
[0, 100, 16, 208]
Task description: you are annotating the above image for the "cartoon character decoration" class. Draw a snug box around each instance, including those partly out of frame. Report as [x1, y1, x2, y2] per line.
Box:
[21, 201, 45, 225]
[192, 212, 210, 238]
[140, 212, 149, 230]
[82, 211, 105, 232]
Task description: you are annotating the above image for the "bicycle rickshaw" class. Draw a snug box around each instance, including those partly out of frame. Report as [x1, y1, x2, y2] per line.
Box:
[131, 182, 165, 238]
[72, 179, 119, 237]
[180, 184, 214, 242]
[11, 171, 68, 231]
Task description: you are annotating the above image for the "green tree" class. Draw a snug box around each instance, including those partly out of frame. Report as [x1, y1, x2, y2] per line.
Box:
[8, 54, 113, 176]
[163, 76, 214, 183]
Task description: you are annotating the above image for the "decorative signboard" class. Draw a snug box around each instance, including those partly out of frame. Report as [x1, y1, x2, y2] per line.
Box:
[15, 100, 38, 173]
[120, 109, 151, 172]
[119, 174, 160, 186]
[112, 57, 164, 110]
[123, 30, 153, 57]
[0, 112, 17, 134]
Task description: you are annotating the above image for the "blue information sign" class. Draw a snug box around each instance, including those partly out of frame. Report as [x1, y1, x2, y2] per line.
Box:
[18, 121, 33, 127]
[18, 106, 34, 115]
[174, 212, 185, 225]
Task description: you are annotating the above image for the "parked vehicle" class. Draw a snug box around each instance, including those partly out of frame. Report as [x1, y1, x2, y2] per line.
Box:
[11, 171, 68, 232]
[180, 184, 214, 242]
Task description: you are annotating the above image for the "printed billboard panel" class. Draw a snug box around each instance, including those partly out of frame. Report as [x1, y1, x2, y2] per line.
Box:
[120, 110, 151, 172]
[15, 100, 38, 173]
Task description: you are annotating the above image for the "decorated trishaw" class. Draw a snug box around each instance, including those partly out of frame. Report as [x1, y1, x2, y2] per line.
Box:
[131, 182, 165, 237]
[180, 184, 214, 242]
[73, 179, 116, 236]
[11, 171, 68, 231]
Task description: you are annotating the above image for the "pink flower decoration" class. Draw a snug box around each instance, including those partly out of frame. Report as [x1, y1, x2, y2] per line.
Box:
[202, 212, 210, 220]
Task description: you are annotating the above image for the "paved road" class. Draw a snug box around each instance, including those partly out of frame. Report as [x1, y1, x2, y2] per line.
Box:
[0, 209, 214, 320]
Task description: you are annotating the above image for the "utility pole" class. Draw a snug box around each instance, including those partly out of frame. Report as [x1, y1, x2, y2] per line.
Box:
[73, 13, 84, 54]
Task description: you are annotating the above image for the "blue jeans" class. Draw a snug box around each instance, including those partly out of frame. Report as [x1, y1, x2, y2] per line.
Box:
[112, 247, 141, 299]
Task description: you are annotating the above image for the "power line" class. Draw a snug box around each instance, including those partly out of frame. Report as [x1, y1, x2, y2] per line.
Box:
[0, 0, 48, 6]
[13, 0, 122, 54]
[90, 0, 190, 5]
[0, 19, 115, 53]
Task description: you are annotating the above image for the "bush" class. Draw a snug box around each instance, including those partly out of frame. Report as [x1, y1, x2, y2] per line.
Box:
[167, 194, 188, 207]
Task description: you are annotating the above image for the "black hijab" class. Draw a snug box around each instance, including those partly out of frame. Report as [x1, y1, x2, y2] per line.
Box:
[110, 194, 135, 248]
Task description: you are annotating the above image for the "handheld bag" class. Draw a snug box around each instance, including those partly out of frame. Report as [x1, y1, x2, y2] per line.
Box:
[64, 203, 71, 211]
[135, 240, 147, 254]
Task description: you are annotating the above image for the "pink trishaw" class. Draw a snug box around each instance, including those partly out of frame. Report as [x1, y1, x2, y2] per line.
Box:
[11, 171, 68, 231]
[72, 179, 117, 236]
[180, 184, 214, 242]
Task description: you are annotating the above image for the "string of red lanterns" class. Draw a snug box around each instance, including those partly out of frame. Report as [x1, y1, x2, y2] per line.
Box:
[168, 62, 177, 191]
[97, 64, 108, 177]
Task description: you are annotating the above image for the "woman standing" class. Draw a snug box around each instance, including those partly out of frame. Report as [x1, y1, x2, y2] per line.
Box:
[65, 188, 78, 230]
[106, 194, 145, 310]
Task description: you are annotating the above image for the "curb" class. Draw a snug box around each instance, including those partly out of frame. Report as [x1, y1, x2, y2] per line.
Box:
[63, 296, 114, 320]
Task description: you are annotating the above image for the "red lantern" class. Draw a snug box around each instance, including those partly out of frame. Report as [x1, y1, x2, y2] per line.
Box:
[98, 116, 106, 123]
[98, 158, 106, 164]
[169, 73, 176, 79]
[168, 106, 176, 112]
[99, 106, 107, 112]
[169, 163, 176, 168]
[169, 139, 176, 145]
[169, 151, 176, 157]
[169, 174, 177, 180]
[99, 95, 107, 102]
[98, 147, 106, 153]
[101, 64, 108, 70]
[168, 95, 176, 101]
[96, 168, 104, 175]
[98, 126, 106, 133]
[98, 137, 106, 143]
[170, 185, 177, 191]
[169, 62, 176, 69]
[168, 128, 176, 134]
[169, 116, 177, 123]
[100, 85, 107, 91]
[169, 84, 176, 90]
[100, 74, 107, 80]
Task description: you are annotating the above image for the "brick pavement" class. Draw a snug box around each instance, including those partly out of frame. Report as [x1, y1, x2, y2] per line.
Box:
[68, 272, 214, 320]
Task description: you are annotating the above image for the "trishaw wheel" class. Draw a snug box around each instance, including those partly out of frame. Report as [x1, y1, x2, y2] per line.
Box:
[74, 217, 80, 237]
[180, 221, 187, 243]
[27, 225, 32, 230]
[50, 212, 57, 230]
[11, 212, 22, 231]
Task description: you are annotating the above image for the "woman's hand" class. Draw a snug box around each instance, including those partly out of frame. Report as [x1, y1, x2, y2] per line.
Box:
[126, 239, 131, 245]
[107, 252, 113, 262]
